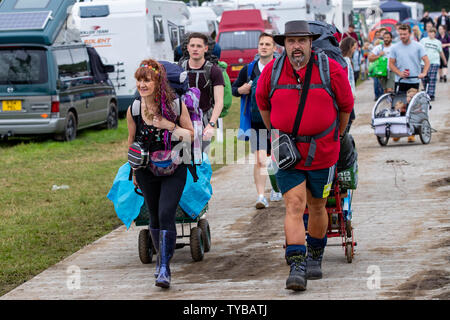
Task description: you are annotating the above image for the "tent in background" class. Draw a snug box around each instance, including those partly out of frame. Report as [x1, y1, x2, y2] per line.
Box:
[380, 1, 412, 22]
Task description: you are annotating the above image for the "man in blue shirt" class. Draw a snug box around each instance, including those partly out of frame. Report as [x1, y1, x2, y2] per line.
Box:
[390, 24, 430, 93]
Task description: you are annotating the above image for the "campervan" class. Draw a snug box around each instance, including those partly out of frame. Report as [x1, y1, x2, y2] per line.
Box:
[327, 0, 354, 33]
[402, 2, 424, 21]
[71, 0, 190, 114]
[0, 0, 117, 141]
[216, 9, 278, 82]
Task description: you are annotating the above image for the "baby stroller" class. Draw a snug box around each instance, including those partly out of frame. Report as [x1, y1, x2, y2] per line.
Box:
[371, 77, 433, 146]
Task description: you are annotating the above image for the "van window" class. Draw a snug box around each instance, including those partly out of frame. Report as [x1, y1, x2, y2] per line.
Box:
[153, 15, 165, 42]
[0, 47, 48, 85]
[218, 31, 261, 50]
[79, 5, 110, 18]
[53, 48, 90, 80]
[14, 0, 49, 9]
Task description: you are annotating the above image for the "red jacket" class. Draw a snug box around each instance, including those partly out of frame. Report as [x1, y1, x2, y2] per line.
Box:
[256, 53, 354, 170]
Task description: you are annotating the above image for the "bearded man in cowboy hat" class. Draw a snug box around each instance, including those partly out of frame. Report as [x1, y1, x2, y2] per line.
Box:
[256, 20, 354, 291]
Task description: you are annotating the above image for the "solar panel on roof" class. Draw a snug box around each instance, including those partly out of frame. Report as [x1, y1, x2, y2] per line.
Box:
[0, 11, 53, 32]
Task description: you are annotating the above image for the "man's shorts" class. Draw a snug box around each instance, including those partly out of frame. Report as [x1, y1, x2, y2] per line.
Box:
[275, 163, 336, 198]
[380, 70, 395, 91]
[250, 123, 271, 155]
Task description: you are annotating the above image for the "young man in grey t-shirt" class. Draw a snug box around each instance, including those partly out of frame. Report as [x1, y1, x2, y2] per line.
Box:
[389, 24, 430, 93]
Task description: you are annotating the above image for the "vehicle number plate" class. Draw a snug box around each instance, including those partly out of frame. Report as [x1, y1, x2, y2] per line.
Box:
[2, 100, 22, 112]
[232, 65, 243, 71]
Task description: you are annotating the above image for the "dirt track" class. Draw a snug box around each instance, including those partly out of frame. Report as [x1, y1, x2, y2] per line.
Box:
[1, 79, 449, 300]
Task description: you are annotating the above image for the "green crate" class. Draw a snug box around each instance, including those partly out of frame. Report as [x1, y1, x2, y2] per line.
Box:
[338, 162, 358, 190]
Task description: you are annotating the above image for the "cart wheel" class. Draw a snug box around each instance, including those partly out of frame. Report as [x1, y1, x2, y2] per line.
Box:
[190, 227, 204, 262]
[345, 242, 353, 263]
[345, 220, 352, 238]
[138, 229, 153, 264]
[198, 219, 211, 253]
[419, 119, 432, 144]
[376, 135, 389, 146]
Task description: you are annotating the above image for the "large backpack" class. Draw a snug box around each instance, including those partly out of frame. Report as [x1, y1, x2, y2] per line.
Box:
[179, 33, 232, 118]
[269, 21, 346, 167]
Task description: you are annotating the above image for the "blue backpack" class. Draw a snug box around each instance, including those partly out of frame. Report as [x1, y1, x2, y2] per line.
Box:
[248, 60, 263, 123]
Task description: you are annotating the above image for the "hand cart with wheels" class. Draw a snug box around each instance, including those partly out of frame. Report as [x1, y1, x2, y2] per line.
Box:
[303, 169, 357, 263]
[134, 189, 211, 264]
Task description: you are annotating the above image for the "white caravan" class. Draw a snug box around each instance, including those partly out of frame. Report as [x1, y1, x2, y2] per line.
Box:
[402, 2, 424, 21]
[186, 6, 219, 35]
[71, 0, 190, 113]
[326, 0, 354, 33]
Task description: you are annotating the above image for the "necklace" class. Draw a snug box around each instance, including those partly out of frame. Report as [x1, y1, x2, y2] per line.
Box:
[142, 100, 159, 120]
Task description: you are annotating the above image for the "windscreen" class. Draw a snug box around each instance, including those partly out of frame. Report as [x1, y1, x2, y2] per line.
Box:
[0, 47, 48, 85]
[218, 30, 261, 50]
[79, 5, 110, 18]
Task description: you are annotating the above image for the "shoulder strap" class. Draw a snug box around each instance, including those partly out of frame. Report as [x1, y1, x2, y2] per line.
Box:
[290, 53, 314, 136]
[269, 52, 287, 99]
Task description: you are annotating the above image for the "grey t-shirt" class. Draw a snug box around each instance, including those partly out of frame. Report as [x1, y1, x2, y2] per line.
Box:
[389, 40, 427, 84]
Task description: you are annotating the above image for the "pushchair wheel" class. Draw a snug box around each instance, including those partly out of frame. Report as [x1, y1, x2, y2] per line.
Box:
[419, 119, 432, 144]
[138, 229, 154, 264]
[190, 227, 204, 262]
[198, 219, 211, 252]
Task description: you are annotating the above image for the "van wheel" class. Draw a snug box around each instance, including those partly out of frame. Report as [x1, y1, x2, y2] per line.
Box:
[106, 102, 118, 129]
[55, 111, 77, 141]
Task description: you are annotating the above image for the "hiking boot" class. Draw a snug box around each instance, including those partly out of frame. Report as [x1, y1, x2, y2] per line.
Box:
[444, 75, 447, 83]
[285, 252, 307, 291]
[270, 190, 283, 202]
[306, 245, 325, 280]
[408, 135, 416, 143]
[255, 195, 269, 209]
[155, 230, 176, 288]
[393, 137, 400, 142]
[149, 228, 160, 278]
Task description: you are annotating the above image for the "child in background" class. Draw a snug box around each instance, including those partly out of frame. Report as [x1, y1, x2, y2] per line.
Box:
[393, 88, 418, 142]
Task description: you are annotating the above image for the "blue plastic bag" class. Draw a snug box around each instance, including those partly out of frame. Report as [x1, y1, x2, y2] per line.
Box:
[107, 162, 144, 229]
[179, 153, 213, 219]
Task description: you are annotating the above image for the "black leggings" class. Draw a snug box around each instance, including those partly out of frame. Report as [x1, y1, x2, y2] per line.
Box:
[135, 165, 187, 231]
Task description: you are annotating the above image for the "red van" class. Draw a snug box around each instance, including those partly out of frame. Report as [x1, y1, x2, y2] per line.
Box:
[216, 9, 278, 82]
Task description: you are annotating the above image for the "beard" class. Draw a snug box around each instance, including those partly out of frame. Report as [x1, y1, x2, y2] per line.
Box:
[290, 50, 306, 67]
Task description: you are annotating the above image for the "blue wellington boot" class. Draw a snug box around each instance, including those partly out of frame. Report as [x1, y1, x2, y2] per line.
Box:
[155, 230, 177, 288]
[149, 228, 160, 278]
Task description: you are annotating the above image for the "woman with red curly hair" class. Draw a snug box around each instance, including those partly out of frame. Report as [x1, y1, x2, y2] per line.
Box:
[127, 59, 194, 289]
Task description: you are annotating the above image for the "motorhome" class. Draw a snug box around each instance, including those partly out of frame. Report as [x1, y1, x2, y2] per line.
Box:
[0, 0, 117, 141]
[71, 0, 190, 114]
[216, 9, 278, 82]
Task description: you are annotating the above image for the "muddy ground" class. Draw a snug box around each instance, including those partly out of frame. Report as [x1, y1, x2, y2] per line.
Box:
[2, 79, 449, 300]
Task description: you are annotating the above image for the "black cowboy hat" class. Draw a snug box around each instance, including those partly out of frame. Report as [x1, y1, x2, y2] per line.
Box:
[273, 20, 321, 46]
